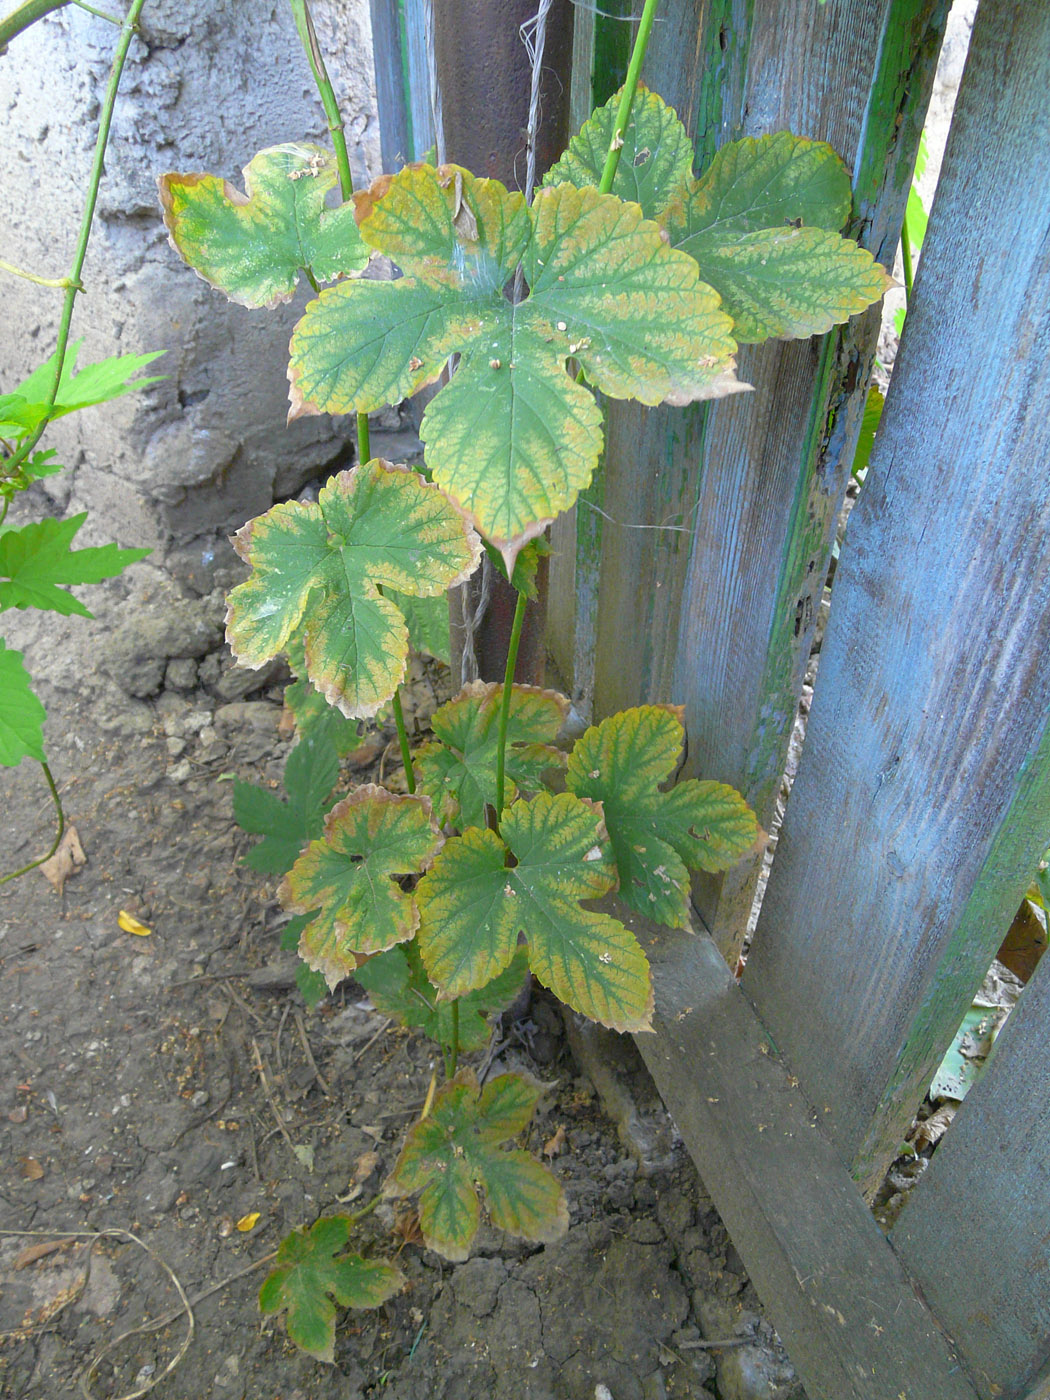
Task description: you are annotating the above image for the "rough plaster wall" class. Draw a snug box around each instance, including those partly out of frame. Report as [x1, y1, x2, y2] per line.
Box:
[0, 0, 380, 578]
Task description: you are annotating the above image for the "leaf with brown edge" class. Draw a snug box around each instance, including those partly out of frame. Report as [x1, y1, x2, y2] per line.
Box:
[225, 460, 480, 718]
[289, 163, 744, 573]
[159, 144, 369, 309]
[281, 786, 442, 989]
[565, 706, 758, 926]
[387, 1070, 567, 1261]
[415, 681, 568, 830]
[416, 792, 654, 1033]
[663, 132, 892, 342]
[259, 1215, 403, 1362]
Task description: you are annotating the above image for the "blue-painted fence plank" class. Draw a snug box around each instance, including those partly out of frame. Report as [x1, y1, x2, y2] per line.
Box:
[743, 0, 1050, 1197]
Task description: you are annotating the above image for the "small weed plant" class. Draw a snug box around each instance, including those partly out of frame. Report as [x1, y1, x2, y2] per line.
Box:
[158, 0, 890, 1361]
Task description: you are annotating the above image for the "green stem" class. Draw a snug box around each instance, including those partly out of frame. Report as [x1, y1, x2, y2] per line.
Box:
[0, 258, 80, 289]
[70, 0, 124, 22]
[390, 687, 416, 793]
[0, 762, 64, 885]
[3, 0, 147, 477]
[597, 0, 660, 195]
[494, 588, 528, 823]
[0, 0, 68, 50]
[346, 1192, 383, 1226]
[444, 1002, 460, 1079]
[288, 0, 370, 467]
[900, 216, 914, 305]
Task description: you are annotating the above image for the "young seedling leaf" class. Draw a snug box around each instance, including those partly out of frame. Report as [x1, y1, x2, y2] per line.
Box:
[355, 941, 529, 1054]
[851, 384, 884, 480]
[160, 144, 369, 309]
[289, 164, 743, 570]
[417, 792, 653, 1032]
[3, 342, 166, 440]
[415, 681, 568, 830]
[663, 132, 892, 342]
[233, 728, 340, 874]
[565, 706, 757, 925]
[388, 1070, 567, 1261]
[259, 1215, 403, 1362]
[543, 86, 694, 221]
[483, 536, 551, 602]
[281, 786, 441, 988]
[226, 460, 480, 718]
[0, 640, 46, 766]
[0, 515, 150, 617]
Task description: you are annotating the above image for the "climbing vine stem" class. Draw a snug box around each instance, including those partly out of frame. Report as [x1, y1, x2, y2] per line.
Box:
[597, 0, 660, 195]
[0, 763, 65, 886]
[494, 587, 529, 824]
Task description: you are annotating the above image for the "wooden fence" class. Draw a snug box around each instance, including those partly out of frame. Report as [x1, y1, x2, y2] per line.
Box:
[371, 1, 1050, 1396]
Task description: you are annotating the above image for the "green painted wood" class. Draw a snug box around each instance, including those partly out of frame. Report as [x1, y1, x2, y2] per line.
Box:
[893, 947, 1050, 1400]
[547, 0, 948, 961]
[743, 0, 1050, 1195]
[624, 904, 981, 1400]
[369, 0, 432, 169]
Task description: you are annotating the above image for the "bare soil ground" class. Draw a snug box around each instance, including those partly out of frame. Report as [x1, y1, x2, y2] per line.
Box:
[0, 559, 805, 1400]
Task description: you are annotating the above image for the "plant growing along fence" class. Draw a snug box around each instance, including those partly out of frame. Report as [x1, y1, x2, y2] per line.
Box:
[159, 0, 890, 1349]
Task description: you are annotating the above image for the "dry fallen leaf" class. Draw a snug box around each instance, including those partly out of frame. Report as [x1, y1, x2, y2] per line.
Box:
[14, 1240, 65, 1269]
[236, 1212, 261, 1232]
[543, 1124, 567, 1158]
[118, 909, 152, 937]
[912, 1101, 958, 1151]
[8, 1104, 27, 1123]
[18, 1155, 45, 1180]
[39, 826, 86, 894]
[352, 1149, 381, 1184]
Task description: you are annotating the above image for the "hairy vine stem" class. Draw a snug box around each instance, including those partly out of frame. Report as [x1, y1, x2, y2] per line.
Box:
[0, 762, 64, 885]
[597, 0, 660, 195]
[494, 587, 529, 823]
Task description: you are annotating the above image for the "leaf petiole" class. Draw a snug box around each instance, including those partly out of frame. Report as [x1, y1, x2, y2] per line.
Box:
[494, 587, 528, 823]
[390, 687, 416, 794]
[0, 760, 64, 885]
[597, 0, 660, 196]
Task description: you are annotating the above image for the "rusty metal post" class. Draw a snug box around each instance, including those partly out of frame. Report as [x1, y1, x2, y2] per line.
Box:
[433, 0, 575, 687]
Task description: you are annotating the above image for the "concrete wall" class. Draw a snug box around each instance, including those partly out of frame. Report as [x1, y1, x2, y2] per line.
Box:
[0, 0, 381, 584]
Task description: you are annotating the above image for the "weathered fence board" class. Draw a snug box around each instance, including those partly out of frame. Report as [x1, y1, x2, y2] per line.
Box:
[368, 0, 432, 169]
[893, 949, 1050, 1400]
[627, 907, 980, 1400]
[547, 0, 948, 962]
[742, 0, 1050, 1193]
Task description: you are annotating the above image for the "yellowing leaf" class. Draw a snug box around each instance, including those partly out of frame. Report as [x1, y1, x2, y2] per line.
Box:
[663, 132, 891, 342]
[259, 1216, 403, 1362]
[388, 1070, 567, 1261]
[225, 460, 480, 718]
[159, 143, 369, 309]
[289, 164, 743, 571]
[281, 786, 442, 989]
[236, 1212, 261, 1232]
[565, 706, 757, 925]
[417, 791, 653, 1032]
[118, 910, 152, 936]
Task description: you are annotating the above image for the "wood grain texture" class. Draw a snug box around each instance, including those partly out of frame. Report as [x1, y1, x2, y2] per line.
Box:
[893, 950, 1050, 1400]
[626, 907, 980, 1400]
[368, 0, 431, 169]
[743, 0, 1050, 1193]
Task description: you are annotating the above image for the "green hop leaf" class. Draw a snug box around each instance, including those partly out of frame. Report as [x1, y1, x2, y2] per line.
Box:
[0, 515, 150, 617]
[226, 460, 480, 718]
[259, 1215, 403, 1363]
[383, 589, 451, 664]
[279, 913, 329, 1007]
[544, 86, 694, 220]
[233, 728, 340, 875]
[415, 681, 568, 830]
[356, 941, 529, 1055]
[417, 791, 653, 1032]
[565, 705, 758, 925]
[0, 640, 46, 766]
[159, 144, 369, 309]
[289, 164, 743, 571]
[283, 635, 362, 755]
[388, 1070, 568, 1261]
[281, 786, 442, 989]
[663, 132, 892, 342]
[0, 342, 165, 442]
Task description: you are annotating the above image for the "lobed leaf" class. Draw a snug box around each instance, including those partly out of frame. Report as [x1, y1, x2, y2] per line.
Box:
[233, 727, 340, 874]
[663, 132, 892, 342]
[0, 515, 150, 617]
[543, 86, 694, 221]
[415, 681, 568, 830]
[290, 164, 745, 571]
[1, 342, 165, 440]
[226, 460, 480, 718]
[417, 791, 654, 1032]
[355, 941, 529, 1055]
[281, 786, 442, 988]
[565, 706, 757, 925]
[259, 1215, 403, 1362]
[160, 144, 368, 309]
[283, 636, 362, 755]
[0, 640, 46, 766]
[389, 1070, 567, 1261]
